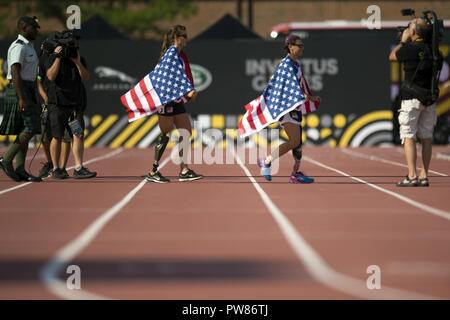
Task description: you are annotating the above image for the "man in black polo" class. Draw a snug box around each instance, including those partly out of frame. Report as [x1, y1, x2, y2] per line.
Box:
[44, 32, 96, 179]
[389, 17, 443, 187]
[0, 16, 42, 182]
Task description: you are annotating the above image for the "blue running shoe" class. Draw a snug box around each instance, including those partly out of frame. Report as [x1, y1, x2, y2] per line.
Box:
[291, 171, 314, 184]
[257, 158, 272, 181]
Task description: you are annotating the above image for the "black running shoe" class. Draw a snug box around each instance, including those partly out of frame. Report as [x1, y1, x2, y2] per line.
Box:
[52, 168, 68, 180]
[145, 171, 170, 184]
[73, 167, 97, 179]
[15, 168, 42, 182]
[179, 169, 203, 182]
[61, 168, 70, 179]
[396, 176, 418, 187]
[0, 157, 21, 182]
[38, 161, 53, 178]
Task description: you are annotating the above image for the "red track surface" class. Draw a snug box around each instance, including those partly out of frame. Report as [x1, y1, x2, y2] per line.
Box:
[0, 146, 449, 299]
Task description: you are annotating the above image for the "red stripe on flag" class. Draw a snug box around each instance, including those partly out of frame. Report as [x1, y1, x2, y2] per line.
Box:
[256, 103, 267, 125]
[121, 94, 136, 120]
[120, 94, 128, 109]
[130, 87, 145, 115]
[246, 111, 256, 130]
[244, 101, 258, 130]
[238, 119, 246, 136]
[139, 79, 148, 95]
[139, 80, 156, 112]
[305, 101, 311, 113]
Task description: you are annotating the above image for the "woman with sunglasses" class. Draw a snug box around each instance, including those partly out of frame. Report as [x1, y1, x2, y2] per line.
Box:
[257, 35, 320, 184]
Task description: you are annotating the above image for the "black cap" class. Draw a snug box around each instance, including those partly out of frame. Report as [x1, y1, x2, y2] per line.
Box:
[18, 16, 41, 29]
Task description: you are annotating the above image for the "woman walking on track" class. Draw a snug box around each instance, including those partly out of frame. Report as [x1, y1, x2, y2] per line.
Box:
[148, 25, 203, 183]
[238, 34, 320, 184]
[120, 25, 202, 184]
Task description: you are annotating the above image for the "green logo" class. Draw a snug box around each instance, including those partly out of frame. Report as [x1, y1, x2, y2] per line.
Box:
[190, 64, 212, 92]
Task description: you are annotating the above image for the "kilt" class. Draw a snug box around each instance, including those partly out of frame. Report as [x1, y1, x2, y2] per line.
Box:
[0, 82, 41, 135]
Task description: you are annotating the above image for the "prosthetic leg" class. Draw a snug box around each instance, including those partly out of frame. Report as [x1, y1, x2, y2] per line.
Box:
[289, 137, 314, 184]
[146, 133, 171, 183]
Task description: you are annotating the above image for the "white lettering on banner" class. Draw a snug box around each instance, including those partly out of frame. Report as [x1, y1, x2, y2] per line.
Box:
[246, 58, 339, 92]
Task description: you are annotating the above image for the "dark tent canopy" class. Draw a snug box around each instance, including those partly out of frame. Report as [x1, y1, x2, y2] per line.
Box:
[79, 14, 128, 40]
[194, 14, 261, 40]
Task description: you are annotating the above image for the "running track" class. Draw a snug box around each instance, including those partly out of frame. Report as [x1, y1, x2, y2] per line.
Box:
[0, 146, 449, 299]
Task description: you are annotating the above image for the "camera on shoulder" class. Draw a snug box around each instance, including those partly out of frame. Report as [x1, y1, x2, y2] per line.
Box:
[42, 30, 80, 59]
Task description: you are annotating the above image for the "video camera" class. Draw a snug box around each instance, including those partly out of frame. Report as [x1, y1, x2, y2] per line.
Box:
[397, 9, 444, 104]
[397, 8, 444, 43]
[42, 30, 80, 59]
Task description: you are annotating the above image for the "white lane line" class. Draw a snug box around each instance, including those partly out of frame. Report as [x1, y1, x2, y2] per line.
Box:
[436, 152, 450, 161]
[304, 156, 450, 221]
[396, 147, 450, 162]
[341, 148, 448, 177]
[40, 156, 171, 300]
[232, 149, 439, 299]
[0, 148, 124, 196]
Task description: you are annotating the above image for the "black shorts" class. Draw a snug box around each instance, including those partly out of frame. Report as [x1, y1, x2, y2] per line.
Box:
[157, 102, 186, 117]
[41, 114, 72, 143]
[48, 105, 85, 139]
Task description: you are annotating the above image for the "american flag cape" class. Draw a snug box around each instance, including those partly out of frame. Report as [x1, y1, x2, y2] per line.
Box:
[120, 46, 194, 122]
[238, 56, 320, 138]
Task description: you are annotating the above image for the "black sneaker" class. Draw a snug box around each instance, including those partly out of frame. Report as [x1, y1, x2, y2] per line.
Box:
[61, 168, 70, 179]
[145, 171, 170, 184]
[396, 176, 419, 187]
[73, 167, 97, 179]
[15, 168, 42, 182]
[418, 177, 430, 187]
[38, 161, 53, 178]
[0, 157, 21, 182]
[52, 168, 68, 180]
[179, 169, 203, 182]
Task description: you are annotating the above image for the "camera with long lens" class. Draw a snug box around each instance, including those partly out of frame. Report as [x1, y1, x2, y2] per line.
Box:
[42, 30, 80, 59]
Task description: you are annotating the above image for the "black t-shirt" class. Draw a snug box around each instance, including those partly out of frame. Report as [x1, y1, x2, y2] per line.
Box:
[37, 52, 49, 104]
[43, 54, 88, 107]
[396, 42, 433, 99]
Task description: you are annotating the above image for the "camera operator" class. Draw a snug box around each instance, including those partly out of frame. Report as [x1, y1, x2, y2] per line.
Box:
[37, 44, 72, 178]
[44, 32, 96, 179]
[389, 17, 442, 187]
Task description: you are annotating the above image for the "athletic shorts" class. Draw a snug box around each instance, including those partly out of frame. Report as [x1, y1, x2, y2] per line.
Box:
[157, 102, 186, 117]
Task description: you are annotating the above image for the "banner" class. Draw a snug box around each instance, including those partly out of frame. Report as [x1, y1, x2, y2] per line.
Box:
[1, 29, 448, 147]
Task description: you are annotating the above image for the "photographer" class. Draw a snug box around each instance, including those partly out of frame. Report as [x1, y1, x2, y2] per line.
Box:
[44, 31, 96, 179]
[389, 17, 442, 187]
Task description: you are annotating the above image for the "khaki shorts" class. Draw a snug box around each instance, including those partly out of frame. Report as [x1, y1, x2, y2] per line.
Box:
[398, 99, 436, 143]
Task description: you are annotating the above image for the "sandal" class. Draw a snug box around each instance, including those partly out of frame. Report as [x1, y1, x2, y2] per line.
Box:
[396, 176, 418, 187]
